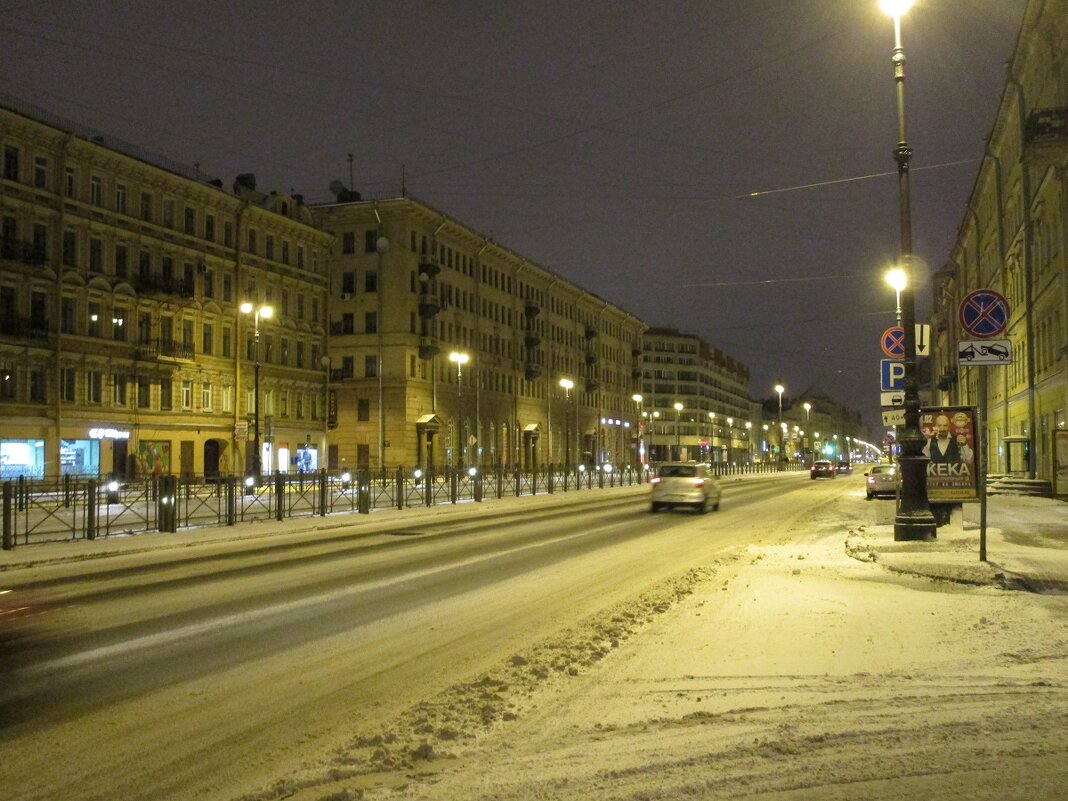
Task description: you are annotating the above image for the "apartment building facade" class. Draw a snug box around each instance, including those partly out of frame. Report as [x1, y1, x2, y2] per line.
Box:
[312, 195, 647, 471]
[0, 103, 333, 480]
[929, 0, 1068, 494]
[641, 327, 754, 464]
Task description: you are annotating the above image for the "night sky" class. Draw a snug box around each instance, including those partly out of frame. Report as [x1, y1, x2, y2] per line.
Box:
[1, 0, 1026, 435]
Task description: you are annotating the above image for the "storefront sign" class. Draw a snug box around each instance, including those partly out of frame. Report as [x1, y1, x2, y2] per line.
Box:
[89, 427, 131, 440]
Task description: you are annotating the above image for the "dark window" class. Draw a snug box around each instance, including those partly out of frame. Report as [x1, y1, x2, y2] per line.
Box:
[160, 377, 173, 410]
[3, 146, 19, 181]
[364, 355, 377, 377]
[30, 370, 46, 403]
[342, 232, 355, 254]
[365, 271, 378, 293]
[342, 272, 356, 294]
[364, 230, 377, 253]
[137, 376, 151, 408]
[365, 312, 377, 334]
[357, 398, 370, 421]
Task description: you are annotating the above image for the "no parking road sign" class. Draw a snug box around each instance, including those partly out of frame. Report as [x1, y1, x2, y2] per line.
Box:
[959, 289, 1009, 339]
[881, 326, 905, 358]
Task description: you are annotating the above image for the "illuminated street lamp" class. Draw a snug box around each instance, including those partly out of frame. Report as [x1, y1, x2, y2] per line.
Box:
[745, 421, 753, 465]
[673, 402, 683, 460]
[886, 266, 907, 326]
[708, 411, 716, 462]
[560, 377, 575, 465]
[449, 351, 469, 467]
[774, 383, 785, 460]
[240, 302, 273, 477]
[879, 0, 936, 541]
[726, 417, 734, 463]
[803, 402, 812, 459]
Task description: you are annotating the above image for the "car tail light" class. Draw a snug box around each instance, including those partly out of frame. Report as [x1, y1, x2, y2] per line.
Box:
[693, 478, 705, 487]
[650, 477, 661, 485]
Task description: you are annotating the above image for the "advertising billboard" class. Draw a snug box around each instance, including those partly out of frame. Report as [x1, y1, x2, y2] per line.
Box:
[921, 406, 979, 502]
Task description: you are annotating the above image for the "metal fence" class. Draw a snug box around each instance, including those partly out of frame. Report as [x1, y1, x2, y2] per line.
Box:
[1, 461, 805, 548]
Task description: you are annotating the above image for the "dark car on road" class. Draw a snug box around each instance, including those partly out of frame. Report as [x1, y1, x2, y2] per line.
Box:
[810, 460, 836, 479]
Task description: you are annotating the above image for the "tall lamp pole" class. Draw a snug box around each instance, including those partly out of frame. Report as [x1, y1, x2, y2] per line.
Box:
[241, 302, 273, 478]
[774, 383, 785, 461]
[880, 0, 936, 541]
[673, 402, 683, 460]
[632, 394, 643, 466]
[449, 351, 469, 467]
[560, 378, 574, 466]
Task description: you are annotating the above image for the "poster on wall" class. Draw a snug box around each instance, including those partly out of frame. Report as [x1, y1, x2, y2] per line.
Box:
[921, 406, 979, 502]
[137, 441, 172, 477]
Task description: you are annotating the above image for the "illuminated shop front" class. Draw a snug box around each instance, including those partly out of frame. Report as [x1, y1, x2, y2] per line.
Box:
[1, 439, 46, 479]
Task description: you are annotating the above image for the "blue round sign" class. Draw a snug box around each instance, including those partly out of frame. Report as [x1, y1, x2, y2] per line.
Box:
[959, 289, 1009, 339]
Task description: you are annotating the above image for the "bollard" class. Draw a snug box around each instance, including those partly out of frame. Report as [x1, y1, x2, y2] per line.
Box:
[474, 470, 483, 503]
[86, 478, 97, 540]
[358, 470, 370, 514]
[548, 467, 555, 494]
[227, 477, 237, 525]
[3, 481, 13, 550]
[319, 469, 328, 516]
[275, 471, 285, 521]
[395, 467, 404, 510]
[423, 470, 433, 507]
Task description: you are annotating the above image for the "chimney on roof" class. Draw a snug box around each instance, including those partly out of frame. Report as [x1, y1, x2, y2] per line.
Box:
[233, 173, 257, 194]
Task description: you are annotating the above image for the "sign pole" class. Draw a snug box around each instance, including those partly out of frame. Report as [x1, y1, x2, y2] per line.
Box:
[979, 369, 989, 562]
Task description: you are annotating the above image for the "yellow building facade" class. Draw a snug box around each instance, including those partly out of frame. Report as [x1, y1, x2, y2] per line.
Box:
[0, 103, 333, 481]
[930, 0, 1068, 493]
[313, 196, 647, 471]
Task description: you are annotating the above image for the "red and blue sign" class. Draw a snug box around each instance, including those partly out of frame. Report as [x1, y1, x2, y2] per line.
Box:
[881, 326, 905, 358]
[959, 289, 1009, 339]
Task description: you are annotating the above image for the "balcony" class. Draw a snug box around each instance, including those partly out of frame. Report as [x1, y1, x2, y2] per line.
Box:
[0, 236, 47, 267]
[584, 351, 597, 366]
[0, 315, 49, 340]
[584, 326, 597, 340]
[418, 291, 441, 318]
[330, 367, 353, 382]
[418, 258, 441, 279]
[1024, 107, 1068, 165]
[524, 363, 542, 380]
[419, 337, 440, 360]
[524, 332, 540, 349]
[524, 300, 540, 318]
[134, 274, 195, 299]
[136, 338, 195, 361]
[585, 380, 600, 393]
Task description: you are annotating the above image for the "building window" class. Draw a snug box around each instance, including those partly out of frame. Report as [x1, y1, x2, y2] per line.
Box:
[33, 155, 48, 189]
[30, 370, 46, 403]
[163, 199, 175, 228]
[364, 230, 377, 253]
[182, 380, 193, 409]
[116, 183, 127, 214]
[138, 311, 152, 344]
[342, 232, 355, 254]
[90, 176, 103, 206]
[112, 373, 127, 405]
[160, 377, 173, 410]
[137, 376, 151, 409]
[62, 230, 77, 266]
[222, 326, 231, 357]
[0, 370, 15, 401]
[342, 313, 354, 334]
[87, 301, 101, 337]
[65, 167, 76, 198]
[184, 206, 196, 235]
[203, 269, 214, 298]
[140, 191, 153, 222]
[266, 234, 275, 260]
[205, 214, 215, 242]
[357, 398, 370, 421]
[115, 243, 128, 278]
[297, 245, 305, 268]
[61, 368, 76, 402]
[342, 272, 355, 294]
[365, 271, 378, 292]
[281, 240, 290, 264]
[365, 355, 377, 377]
[61, 297, 76, 334]
[280, 337, 289, 365]
[3, 145, 19, 181]
[365, 311, 377, 334]
[88, 370, 103, 404]
[89, 237, 103, 273]
[248, 228, 257, 254]
[224, 220, 234, 246]
[296, 341, 304, 368]
[223, 274, 232, 302]
[138, 250, 151, 279]
[112, 309, 127, 340]
[202, 323, 214, 355]
[201, 382, 212, 411]
[221, 385, 233, 413]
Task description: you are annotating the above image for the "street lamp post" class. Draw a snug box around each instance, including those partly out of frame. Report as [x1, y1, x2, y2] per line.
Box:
[880, 0, 936, 541]
[707, 412, 715, 463]
[886, 266, 907, 326]
[673, 402, 683, 460]
[725, 417, 733, 463]
[745, 421, 753, 465]
[560, 378, 574, 466]
[774, 383, 785, 462]
[449, 351, 469, 467]
[632, 394, 643, 466]
[241, 302, 273, 478]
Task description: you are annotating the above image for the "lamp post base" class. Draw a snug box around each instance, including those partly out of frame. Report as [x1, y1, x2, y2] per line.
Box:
[893, 511, 937, 541]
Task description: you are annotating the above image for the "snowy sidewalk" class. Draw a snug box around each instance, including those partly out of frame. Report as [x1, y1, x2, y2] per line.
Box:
[846, 494, 1068, 594]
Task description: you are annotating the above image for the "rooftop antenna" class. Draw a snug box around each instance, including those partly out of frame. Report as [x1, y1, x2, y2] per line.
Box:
[347, 153, 354, 192]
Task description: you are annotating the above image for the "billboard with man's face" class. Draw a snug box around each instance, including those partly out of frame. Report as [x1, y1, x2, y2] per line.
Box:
[920, 406, 979, 502]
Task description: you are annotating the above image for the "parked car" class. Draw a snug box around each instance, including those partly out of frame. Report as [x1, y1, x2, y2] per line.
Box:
[810, 460, 837, 479]
[836, 461, 852, 475]
[864, 464, 899, 499]
[650, 462, 722, 513]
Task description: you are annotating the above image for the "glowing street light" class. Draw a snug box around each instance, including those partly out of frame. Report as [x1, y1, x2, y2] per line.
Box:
[240, 302, 273, 477]
[449, 351, 470, 466]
